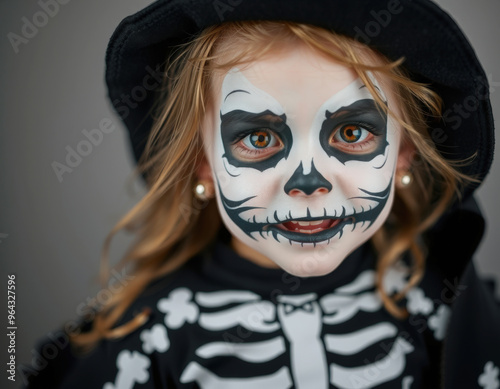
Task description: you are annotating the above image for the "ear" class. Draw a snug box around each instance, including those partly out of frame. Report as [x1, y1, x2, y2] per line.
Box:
[395, 137, 415, 188]
[396, 137, 415, 174]
[197, 154, 213, 181]
[195, 153, 215, 198]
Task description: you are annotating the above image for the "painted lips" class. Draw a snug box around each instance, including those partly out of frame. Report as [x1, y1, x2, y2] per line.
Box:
[269, 217, 353, 244]
[278, 219, 341, 234]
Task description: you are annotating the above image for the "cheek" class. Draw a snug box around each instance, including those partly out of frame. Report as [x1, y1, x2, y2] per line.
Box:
[334, 158, 393, 197]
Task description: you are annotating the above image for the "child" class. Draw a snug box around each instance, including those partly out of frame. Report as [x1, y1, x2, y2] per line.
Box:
[26, 0, 499, 388]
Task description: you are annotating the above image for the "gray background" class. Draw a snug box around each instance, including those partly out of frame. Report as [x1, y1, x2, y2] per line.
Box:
[0, 0, 498, 386]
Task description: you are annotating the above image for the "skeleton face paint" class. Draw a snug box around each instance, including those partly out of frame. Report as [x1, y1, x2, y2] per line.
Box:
[203, 47, 402, 277]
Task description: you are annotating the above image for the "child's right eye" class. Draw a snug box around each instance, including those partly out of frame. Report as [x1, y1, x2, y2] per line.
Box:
[231, 129, 284, 162]
[243, 130, 278, 149]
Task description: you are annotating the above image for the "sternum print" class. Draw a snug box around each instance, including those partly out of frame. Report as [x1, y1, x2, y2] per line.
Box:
[277, 296, 329, 388]
[289, 335, 328, 388]
[175, 267, 418, 389]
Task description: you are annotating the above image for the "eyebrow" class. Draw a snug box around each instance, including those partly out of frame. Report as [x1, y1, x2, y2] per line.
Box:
[224, 89, 251, 102]
[220, 109, 286, 124]
[324, 98, 387, 121]
[259, 113, 285, 123]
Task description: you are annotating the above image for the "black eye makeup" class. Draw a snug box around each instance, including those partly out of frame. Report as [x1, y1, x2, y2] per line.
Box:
[319, 99, 389, 164]
[221, 109, 293, 171]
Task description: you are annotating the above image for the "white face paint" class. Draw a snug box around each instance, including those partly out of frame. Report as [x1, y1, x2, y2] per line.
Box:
[203, 46, 402, 277]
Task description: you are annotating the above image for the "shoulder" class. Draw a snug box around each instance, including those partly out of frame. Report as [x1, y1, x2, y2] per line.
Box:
[23, 256, 207, 389]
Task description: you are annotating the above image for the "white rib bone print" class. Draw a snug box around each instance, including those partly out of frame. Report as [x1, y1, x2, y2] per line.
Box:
[105, 265, 446, 388]
[175, 268, 418, 388]
[329, 337, 414, 388]
[180, 363, 293, 388]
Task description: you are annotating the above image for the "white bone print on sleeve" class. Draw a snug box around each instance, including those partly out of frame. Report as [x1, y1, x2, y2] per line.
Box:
[158, 287, 199, 328]
[402, 375, 414, 389]
[140, 323, 169, 354]
[406, 288, 434, 315]
[383, 264, 409, 294]
[479, 361, 500, 389]
[428, 304, 451, 340]
[103, 350, 150, 389]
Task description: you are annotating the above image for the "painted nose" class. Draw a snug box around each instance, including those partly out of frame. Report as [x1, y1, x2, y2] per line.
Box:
[284, 160, 332, 196]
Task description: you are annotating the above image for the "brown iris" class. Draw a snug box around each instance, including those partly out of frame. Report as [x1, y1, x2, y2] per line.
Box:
[339, 125, 362, 143]
[250, 131, 271, 148]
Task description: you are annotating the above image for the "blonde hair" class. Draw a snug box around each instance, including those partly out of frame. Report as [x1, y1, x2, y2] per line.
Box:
[71, 21, 474, 349]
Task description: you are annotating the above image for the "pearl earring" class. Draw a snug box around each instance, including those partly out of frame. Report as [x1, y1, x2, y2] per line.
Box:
[194, 182, 213, 200]
[400, 173, 412, 187]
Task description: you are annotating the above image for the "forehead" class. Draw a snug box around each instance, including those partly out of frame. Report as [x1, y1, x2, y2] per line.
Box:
[245, 45, 355, 97]
[218, 45, 358, 113]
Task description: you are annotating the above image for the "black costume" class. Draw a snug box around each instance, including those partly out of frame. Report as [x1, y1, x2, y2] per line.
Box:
[24, 0, 500, 388]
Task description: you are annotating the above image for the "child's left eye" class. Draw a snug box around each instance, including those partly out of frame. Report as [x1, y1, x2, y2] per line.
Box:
[333, 124, 370, 144]
[329, 123, 378, 154]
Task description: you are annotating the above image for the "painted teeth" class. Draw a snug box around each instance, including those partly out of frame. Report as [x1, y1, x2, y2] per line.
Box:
[296, 220, 325, 226]
[297, 227, 323, 234]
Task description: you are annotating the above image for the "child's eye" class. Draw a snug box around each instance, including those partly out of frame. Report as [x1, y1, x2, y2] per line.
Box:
[243, 130, 279, 149]
[335, 124, 369, 143]
[231, 129, 284, 161]
[329, 123, 377, 153]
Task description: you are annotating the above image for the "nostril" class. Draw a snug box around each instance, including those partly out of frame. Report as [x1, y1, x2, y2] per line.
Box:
[316, 187, 329, 195]
[288, 189, 304, 197]
[284, 160, 333, 196]
[288, 187, 329, 197]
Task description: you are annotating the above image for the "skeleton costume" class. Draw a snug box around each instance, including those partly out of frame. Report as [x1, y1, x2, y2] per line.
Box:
[25, 0, 499, 388]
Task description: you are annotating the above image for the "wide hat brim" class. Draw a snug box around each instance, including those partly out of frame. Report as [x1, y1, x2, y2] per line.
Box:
[105, 0, 494, 194]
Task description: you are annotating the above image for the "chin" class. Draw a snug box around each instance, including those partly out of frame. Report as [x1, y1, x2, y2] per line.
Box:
[259, 231, 372, 277]
[263, 242, 353, 278]
[278, 255, 346, 278]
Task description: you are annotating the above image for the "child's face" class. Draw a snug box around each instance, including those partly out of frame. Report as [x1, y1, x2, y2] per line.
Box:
[202, 44, 404, 277]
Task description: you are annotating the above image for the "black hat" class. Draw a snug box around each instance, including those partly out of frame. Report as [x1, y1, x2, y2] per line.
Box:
[105, 0, 494, 192]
